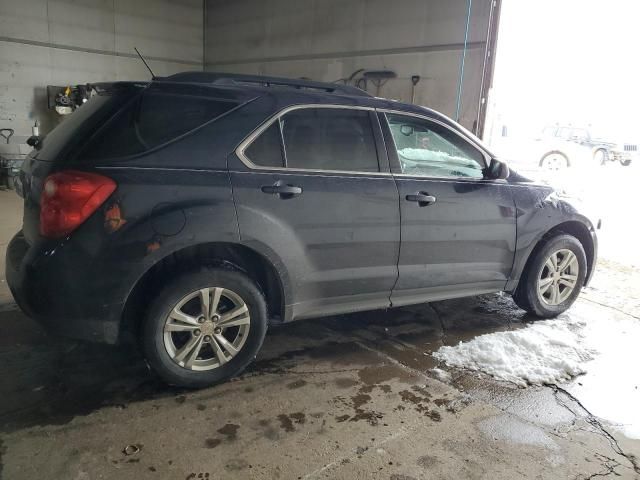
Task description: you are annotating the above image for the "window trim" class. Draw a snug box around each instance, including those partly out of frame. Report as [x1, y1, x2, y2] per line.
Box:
[236, 104, 391, 176]
[378, 109, 492, 181]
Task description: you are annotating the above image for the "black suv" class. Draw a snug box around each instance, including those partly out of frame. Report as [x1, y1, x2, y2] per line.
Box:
[6, 73, 598, 387]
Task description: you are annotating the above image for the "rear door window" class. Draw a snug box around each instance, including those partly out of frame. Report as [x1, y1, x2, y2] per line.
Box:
[281, 108, 379, 172]
[242, 107, 380, 172]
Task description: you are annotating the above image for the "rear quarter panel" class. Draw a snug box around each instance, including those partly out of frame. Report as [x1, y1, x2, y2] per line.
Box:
[89, 167, 240, 306]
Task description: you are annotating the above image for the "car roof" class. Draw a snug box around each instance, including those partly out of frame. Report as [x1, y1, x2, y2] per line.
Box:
[156, 71, 457, 126]
[161, 71, 370, 98]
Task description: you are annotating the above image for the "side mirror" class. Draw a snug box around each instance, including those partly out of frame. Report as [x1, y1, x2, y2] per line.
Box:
[486, 158, 509, 180]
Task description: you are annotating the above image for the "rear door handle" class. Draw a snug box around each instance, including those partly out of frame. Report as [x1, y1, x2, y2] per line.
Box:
[261, 181, 303, 198]
[406, 192, 437, 206]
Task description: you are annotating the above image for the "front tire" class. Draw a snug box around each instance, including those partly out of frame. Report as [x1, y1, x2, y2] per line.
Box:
[513, 234, 587, 318]
[620, 158, 632, 166]
[142, 268, 268, 388]
[593, 148, 608, 165]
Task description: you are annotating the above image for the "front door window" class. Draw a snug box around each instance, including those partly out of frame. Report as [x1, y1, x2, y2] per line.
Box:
[386, 113, 485, 179]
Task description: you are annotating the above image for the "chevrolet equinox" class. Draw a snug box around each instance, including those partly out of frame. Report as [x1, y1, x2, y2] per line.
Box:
[6, 73, 598, 387]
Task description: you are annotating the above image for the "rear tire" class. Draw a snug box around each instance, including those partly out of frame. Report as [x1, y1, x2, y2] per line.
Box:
[513, 234, 587, 318]
[141, 268, 268, 388]
[540, 151, 569, 171]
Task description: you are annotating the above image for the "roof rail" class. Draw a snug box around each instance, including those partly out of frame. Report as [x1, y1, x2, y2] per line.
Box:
[159, 72, 372, 97]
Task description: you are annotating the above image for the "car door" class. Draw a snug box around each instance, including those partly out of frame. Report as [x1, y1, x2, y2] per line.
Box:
[379, 111, 517, 306]
[230, 105, 400, 321]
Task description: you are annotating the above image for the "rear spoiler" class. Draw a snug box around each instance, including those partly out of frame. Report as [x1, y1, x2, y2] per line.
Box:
[90, 82, 149, 94]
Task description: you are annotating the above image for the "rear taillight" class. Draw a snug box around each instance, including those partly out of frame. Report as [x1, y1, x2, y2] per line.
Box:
[40, 170, 116, 238]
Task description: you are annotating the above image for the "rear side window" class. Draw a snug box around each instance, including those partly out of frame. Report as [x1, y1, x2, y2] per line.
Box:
[80, 92, 238, 160]
[33, 84, 143, 161]
[243, 107, 379, 172]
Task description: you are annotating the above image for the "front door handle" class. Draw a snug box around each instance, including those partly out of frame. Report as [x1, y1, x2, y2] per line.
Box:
[406, 192, 437, 206]
[261, 181, 303, 199]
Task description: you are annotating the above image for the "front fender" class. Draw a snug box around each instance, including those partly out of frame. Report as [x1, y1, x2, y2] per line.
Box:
[506, 185, 598, 291]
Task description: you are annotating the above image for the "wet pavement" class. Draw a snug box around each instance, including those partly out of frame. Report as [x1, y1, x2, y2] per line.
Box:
[0, 189, 639, 479]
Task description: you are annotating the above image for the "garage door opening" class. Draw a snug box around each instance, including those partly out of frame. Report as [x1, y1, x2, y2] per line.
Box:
[484, 0, 640, 267]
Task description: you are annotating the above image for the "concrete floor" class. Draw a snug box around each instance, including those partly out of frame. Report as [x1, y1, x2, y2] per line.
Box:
[0, 188, 639, 480]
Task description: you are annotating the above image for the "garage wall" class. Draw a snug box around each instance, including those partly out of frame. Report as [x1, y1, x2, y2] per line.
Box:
[0, 0, 204, 138]
[204, 0, 495, 132]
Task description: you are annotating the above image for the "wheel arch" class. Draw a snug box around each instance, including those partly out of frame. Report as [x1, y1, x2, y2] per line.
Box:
[517, 220, 595, 292]
[119, 242, 287, 343]
[593, 147, 609, 163]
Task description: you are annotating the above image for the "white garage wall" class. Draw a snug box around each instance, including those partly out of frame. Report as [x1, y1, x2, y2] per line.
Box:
[204, 0, 495, 132]
[0, 0, 204, 138]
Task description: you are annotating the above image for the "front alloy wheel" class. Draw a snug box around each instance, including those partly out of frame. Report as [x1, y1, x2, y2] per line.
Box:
[142, 268, 268, 388]
[513, 234, 587, 318]
[537, 249, 579, 306]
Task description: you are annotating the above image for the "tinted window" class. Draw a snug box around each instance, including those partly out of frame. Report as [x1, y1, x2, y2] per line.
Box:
[386, 113, 485, 179]
[245, 122, 285, 167]
[81, 92, 238, 160]
[34, 84, 143, 161]
[281, 108, 379, 172]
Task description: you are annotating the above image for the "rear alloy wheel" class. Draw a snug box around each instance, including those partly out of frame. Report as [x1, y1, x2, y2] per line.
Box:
[163, 287, 250, 371]
[540, 152, 569, 171]
[142, 268, 268, 388]
[513, 234, 587, 318]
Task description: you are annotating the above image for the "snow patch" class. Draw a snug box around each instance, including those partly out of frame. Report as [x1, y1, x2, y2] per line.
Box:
[430, 367, 452, 383]
[433, 318, 596, 387]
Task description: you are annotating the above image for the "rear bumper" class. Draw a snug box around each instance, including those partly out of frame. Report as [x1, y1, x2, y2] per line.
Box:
[5, 231, 124, 344]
